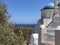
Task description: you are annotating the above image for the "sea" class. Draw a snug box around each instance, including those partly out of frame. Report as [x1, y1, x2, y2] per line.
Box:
[14, 24, 37, 28]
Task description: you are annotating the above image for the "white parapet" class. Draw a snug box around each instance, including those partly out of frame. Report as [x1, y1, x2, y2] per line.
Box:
[30, 33, 38, 45]
[39, 25, 47, 44]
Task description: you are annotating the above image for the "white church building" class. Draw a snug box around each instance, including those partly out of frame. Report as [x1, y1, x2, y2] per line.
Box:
[31, 0, 60, 45]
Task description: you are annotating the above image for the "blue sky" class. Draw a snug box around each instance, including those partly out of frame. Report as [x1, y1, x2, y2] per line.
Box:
[2, 0, 54, 24]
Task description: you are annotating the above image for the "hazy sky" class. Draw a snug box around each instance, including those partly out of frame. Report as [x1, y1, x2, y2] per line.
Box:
[2, 0, 54, 24]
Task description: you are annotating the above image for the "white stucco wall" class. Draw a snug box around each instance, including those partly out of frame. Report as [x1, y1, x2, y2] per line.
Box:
[31, 33, 38, 45]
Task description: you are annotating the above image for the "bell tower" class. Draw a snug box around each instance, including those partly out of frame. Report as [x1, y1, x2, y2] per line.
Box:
[53, 0, 60, 22]
[54, 0, 60, 15]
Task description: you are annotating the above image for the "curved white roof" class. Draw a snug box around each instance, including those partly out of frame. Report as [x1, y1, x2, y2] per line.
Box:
[31, 33, 38, 45]
[56, 26, 60, 30]
[39, 25, 46, 29]
[32, 33, 38, 39]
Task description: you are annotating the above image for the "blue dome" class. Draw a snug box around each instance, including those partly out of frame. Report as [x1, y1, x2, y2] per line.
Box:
[44, 3, 54, 9]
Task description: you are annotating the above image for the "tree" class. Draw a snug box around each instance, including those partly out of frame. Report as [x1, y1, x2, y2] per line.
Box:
[14, 27, 24, 45]
[20, 27, 33, 45]
[14, 27, 33, 45]
[0, 24, 16, 45]
[0, 2, 10, 25]
[0, 2, 16, 45]
[0, 2, 34, 45]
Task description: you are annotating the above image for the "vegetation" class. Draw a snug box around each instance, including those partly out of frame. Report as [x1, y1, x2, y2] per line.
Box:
[0, 2, 10, 25]
[0, 2, 34, 45]
[14, 27, 33, 45]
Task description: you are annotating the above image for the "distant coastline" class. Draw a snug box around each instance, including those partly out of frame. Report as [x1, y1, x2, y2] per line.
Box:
[14, 24, 37, 28]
